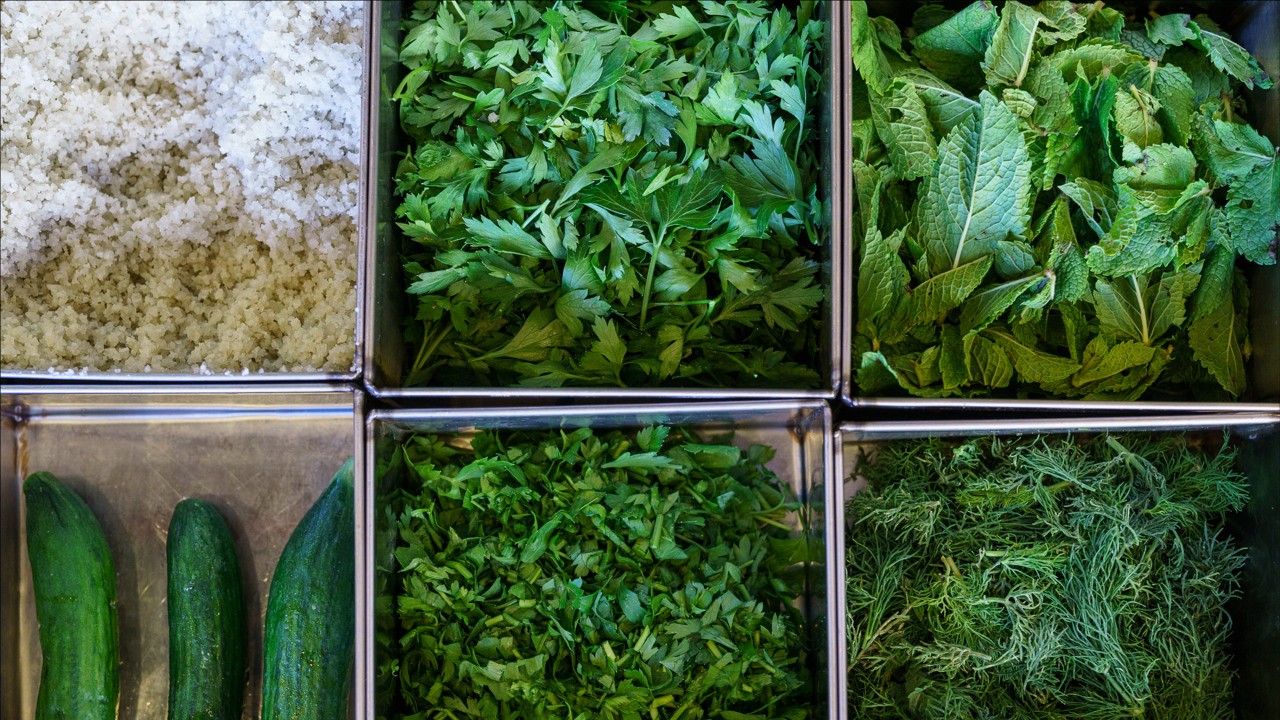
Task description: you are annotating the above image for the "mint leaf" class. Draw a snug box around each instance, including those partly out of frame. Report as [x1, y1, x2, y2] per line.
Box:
[917, 91, 1031, 277]
[912, 0, 999, 91]
[851, 0, 1269, 399]
[1189, 17, 1273, 90]
[1188, 275, 1247, 395]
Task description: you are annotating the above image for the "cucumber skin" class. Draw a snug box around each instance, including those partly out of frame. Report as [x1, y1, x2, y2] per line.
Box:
[167, 498, 246, 720]
[261, 458, 355, 720]
[23, 471, 120, 720]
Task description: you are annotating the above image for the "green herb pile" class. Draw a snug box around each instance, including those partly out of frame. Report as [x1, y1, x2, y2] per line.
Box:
[382, 425, 812, 719]
[394, 1, 828, 389]
[845, 433, 1249, 719]
[851, 0, 1277, 399]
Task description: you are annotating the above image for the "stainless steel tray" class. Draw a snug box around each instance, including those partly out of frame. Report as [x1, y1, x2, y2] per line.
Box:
[359, 400, 839, 719]
[0, 0, 373, 385]
[837, 412, 1280, 720]
[361, 1, 846, 401]
[839, 0, 1280, 410]
[0, 385, 361, 719]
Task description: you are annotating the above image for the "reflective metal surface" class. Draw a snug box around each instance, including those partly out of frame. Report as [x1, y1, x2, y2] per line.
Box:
[0, 385, 358, 720]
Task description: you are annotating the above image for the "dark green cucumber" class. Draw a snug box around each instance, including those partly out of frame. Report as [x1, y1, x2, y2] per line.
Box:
[23, 471, 119, 720]
[261, 458, 355, 720]
[167, 498, 246, 720]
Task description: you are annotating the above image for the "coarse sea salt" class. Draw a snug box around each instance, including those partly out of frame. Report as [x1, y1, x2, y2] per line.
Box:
[0, 1, 362, 373]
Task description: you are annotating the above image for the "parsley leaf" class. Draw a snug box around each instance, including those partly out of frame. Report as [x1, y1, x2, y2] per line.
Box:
[396, 0, 827, 389]
[384, 425, 812, 718]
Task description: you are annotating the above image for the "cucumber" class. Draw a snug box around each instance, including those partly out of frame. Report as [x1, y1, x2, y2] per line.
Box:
[167, 498, 246, 720]
[261, 458, 355, 720]
[23, 471, 120, 720]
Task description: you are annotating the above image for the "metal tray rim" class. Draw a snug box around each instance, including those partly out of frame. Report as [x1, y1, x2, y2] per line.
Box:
[849, 398, 1280, 414]
[0, 383, 356, 398]
[838, 412, 1280, 439]
[368, 398, 830, 424]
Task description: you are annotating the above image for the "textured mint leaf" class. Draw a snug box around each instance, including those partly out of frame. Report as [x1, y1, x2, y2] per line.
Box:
[1167, 45, 1231, 106]
[1091, 270, 1191, 346]
[858, 226, 912, 343]
[1190, 17, 1274, 90]
[898, 68, 981, 137]
[1085, 201, 1176, 276]
[1224, 160, 1279, 265]
[1194, 116, 1275, 183]
[985, 328, 1080, 384]
[908, 256, 993, 328]
[1033, 198, 1089, 303]
[965, 332, 1014, 387]
[1190, 242, 1234, 321]
[1146, 14, 1194, 47]
[1119, 28, 1164, 61]
[1093, 275, 1151, 344]
[917, 91, 1031, 277]
[852, 1, 894, 94]
[1149, 64, 1195, 145]
[939, 325, 967, 390]
[1060, 178, 1117, 238]
[1035, 1, 1089, 42]
[872, 80, 938, 180]
[1114, 85, 1163, 148]
[1188, 275, 1246, 396]
[1071, 337, 1160, 387]
[856, 351, 904, 393]
[1023, 59, 1074, 132]
[982, 1, 1083, 88]
[959, 272, 1048, 334]
[1001, 87, 1037, 118]
[911, 0, 999, 91]
[1076, 72, 1121, 175]
[1052, 41, 1144, 83]
[1113, 144, 1197, 213]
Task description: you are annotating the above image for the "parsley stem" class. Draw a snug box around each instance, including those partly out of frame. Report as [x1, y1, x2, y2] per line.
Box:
[638, 225, 668, 328]
[412, 323, 453, 375]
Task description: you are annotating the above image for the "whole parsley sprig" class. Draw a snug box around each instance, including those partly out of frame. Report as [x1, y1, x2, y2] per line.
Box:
[383, 425, 812, 719]
[395, 1, 827, 389]
[846, 432, 1248, 719]
[851, 0, 1276, 399]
